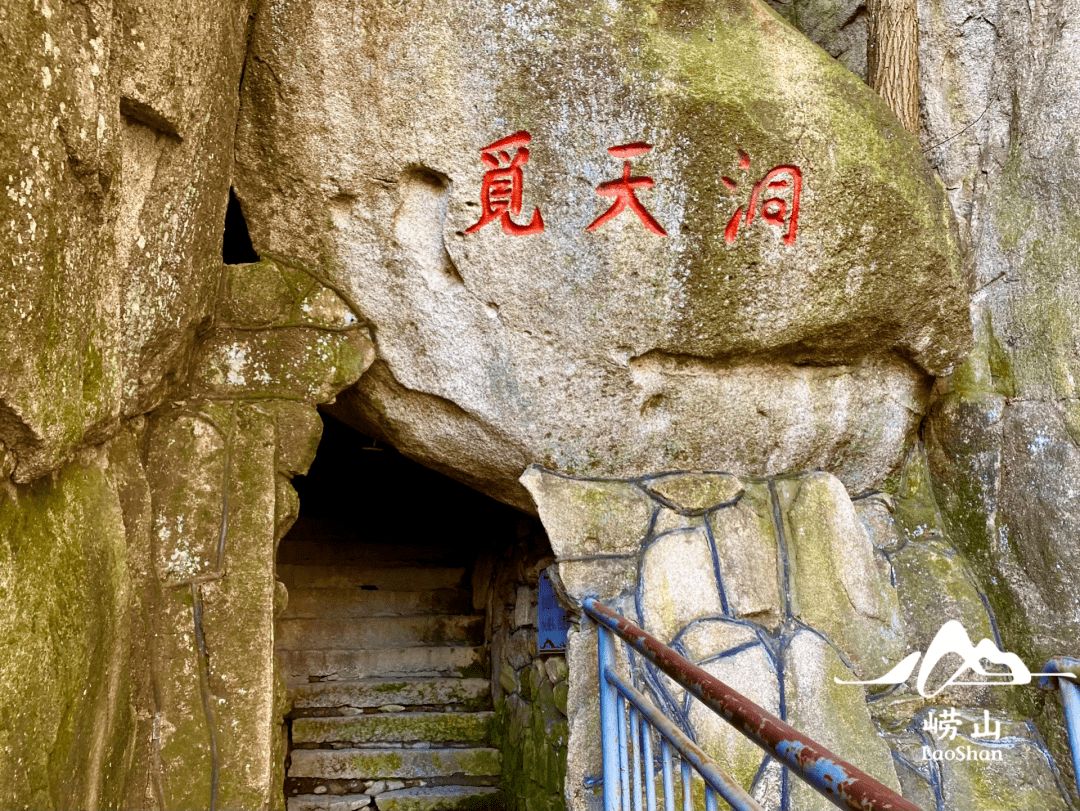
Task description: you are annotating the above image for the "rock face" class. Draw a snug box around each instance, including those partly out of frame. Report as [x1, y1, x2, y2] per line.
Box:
[234, 0, 970, 509]
[523, 465, 1072, 811]
[0, 0, 253, 482]
[7, 0, 1080, 808]
[915, 0, 1080, 686]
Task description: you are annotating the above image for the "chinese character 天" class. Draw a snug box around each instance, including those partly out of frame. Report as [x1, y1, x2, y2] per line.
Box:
[586, 142, 667, 236]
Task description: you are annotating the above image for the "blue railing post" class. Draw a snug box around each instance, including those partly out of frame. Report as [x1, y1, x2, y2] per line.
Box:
[1040, 657, 1080, 795]
[1062, 679, 1080, 785]
[598, 622, 623, 811]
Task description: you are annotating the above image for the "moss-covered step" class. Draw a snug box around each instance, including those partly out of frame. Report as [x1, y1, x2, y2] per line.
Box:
[291, 678, 493, 712]
[292, 711, 494, 745]
[279, 647, 485, 686]
[287, 793, 371, 810]
[288, 747, 502, 780]
[276, 615, 484, 650]
[376, 786, 504, 811]
[282, 587, 474, 619]
[278, 564, 467, 591]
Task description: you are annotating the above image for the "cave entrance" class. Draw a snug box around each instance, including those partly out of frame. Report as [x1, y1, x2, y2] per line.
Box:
[275, 413, 564, 811]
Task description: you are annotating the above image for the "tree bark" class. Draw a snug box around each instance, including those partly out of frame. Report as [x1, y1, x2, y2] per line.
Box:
[867, 0, 920, 134]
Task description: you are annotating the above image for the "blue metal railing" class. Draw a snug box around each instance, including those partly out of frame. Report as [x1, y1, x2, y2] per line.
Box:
[597, 616, 763, 811]
[1040, 657, 1080, 795]
[583, 597, 922, 811]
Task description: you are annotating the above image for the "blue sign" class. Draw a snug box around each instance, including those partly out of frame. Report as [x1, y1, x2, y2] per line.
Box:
[538, 570, 569, 653]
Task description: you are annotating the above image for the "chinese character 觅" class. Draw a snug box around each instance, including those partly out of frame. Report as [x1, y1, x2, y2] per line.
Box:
[586, 142, 667, 236]
[465, 131, 544, 236]
[972, 709, 1001, 741]
[722, 150, 802, 246]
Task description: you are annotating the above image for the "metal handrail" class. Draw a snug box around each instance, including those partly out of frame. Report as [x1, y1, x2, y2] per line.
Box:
[597, 612, 764, 811]
[1039, 657, 1080, 795]
[583, 596, 922, 811]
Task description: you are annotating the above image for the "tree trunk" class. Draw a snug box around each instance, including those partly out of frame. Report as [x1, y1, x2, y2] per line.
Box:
[867, 0, 920, 134]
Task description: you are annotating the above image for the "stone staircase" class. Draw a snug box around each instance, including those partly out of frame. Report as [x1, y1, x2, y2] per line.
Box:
[277, 523, 502, 811]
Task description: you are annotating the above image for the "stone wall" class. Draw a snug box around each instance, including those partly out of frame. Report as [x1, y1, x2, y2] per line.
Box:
[0, 250, 374, 808]
[523, 464, 1073, 811]
[485, 519, 569, 811]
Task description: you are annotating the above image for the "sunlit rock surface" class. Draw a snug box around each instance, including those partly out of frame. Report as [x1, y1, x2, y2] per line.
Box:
[235, 0, 970, 509]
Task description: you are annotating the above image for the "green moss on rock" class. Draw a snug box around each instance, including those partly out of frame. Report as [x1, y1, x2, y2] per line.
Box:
[0, 450, 134, 810]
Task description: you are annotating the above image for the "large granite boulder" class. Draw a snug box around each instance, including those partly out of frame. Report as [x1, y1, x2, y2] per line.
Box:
[0, 0, 253, 481]
[234, 0, 970, 509]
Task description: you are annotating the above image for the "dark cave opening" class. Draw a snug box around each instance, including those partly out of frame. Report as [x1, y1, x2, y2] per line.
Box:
[222, 188, 260, 265]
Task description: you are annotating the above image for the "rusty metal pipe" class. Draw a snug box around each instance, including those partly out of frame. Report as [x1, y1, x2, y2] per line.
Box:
[583, 596, 922, 811]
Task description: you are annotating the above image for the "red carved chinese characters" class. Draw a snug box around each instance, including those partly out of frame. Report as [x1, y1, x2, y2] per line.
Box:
[723, 151, 802, 246]
[586, 143, 667, 236]
[465, 131, 544, 235]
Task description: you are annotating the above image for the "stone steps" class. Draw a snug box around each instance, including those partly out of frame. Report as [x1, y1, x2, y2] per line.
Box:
[293, 712, 494, 746]
[377, 785, 504, 810]
[284, 588, 473, 618]
[288, 794, 372, 811]
[279, 647, 484, 685]
[287, 785, 504, 811]
[277, 615, 485, 651]
[279, 539, 500, 811]
[289, 747, 502, 780]
[291, 678, 492, 714]
[279, 564, 467, 592]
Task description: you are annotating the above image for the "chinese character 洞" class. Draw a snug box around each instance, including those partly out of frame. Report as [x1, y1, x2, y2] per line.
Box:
[586, 142, 667, 236]
[722, 150, 802, 246]
[971, 709, 1001, 741]
[465, 131, 544, 236]
[923, 707, 962, 741]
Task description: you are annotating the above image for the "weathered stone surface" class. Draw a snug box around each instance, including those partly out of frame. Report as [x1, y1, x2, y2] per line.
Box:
[675, 618, 759, 664]
[191, 256, 377, 403]
[288, 794, 372, 811]
[0, 444, 136, 811]
[783, 630, 903, 810]
[0, 0, 253, 482]
[197, 404, 279, 811]
[639, 527, 725, 644]
[278, 646, 485, 686]
[276, 615, 485, 651]
[291, 679, 492, 712]
[146, 403, 231, 584]
[293, 712, 494, 745]
[190, 328, 375, 403]
[687, 645, 779, 790]
[883, 708, 1071, 811]
[641, 472, 742, 514]
[265, 401, 324, 477]
[707, 482, 784, 630]
[534, 466, 1071, 809]
[780, 472, 904, 678]
[765, 0, 869, 80]
[919, 0, 1080, 718]
[288, 747, 501, 780]
[553, 556, 639, 605]
[376, 786, 503, 811]
[520, 468, 654, 557]
[237, 0, 969, 509]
